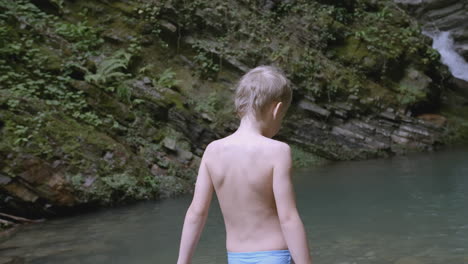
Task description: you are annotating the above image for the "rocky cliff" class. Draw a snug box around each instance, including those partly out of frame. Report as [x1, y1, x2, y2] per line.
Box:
[394, 0, 468, 144]
[0, 0, 462, 218]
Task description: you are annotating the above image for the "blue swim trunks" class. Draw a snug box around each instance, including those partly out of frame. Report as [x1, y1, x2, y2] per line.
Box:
[227, 249, 292, 264]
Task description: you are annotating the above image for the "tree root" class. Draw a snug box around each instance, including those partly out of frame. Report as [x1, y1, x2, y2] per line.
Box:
[0, 213, 45, 224]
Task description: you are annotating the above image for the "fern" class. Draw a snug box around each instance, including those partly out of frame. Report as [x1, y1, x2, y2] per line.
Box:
[85, 50, 132, 90]
[156, 68, 180, 88]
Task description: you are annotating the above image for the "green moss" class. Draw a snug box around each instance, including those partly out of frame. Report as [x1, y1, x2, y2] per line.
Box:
[37, 46, 63, 72]
[335, 36, 370, 65]
[291, 144, 329, 168]
[111, 2, 138, 16]
[162, 89, 186, 110]
[441, 106, 468, 144]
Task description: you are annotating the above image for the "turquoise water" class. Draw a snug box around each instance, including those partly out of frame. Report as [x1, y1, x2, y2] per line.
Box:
[1, 147, 467, 264]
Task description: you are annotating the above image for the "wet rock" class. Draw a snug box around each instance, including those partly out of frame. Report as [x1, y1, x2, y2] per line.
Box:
[163, 137, 177, 151]
[379, 110, 398, 121]
[463, 256, 468, 263]
[151, 164, 166, 176]
[156, 158, 170, 169]
[457, 45, 468, 61]
[351, 120, 377, 133]
[30, 0, 63, 15]
[131, 79, 165, 103]
[3, 182, 39, 203]
[416, 114, 447, 128]
[331, 126, 365, 140]
[102, 28, 128, 43]
[177, 150, 194, 164]
[400, 124, 431, 137]
[0, 256, 24, 264]
[391, 133, 410, 144]
[51, 160, 62, 169]
[167, 107, 219, 148]
[399, 67, 432, 95]
[83, 176, 97, 188]
[160, 20, 177, 33]
[451, 77, 468, 98]
[103, 151, 114, 162]
[143, 77, 152, 85]
[280, 92, 445, 160]
[0, 175, 12, 185]
[298, 100, 331, 118]
[201, 112, 214, 122]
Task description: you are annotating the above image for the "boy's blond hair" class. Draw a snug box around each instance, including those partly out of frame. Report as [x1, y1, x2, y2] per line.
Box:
[234, 65, 292, 119]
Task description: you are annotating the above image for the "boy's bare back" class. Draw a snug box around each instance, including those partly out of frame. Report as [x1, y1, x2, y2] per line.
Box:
[176, 66, 311, 264]
[206, 132, 289, 252]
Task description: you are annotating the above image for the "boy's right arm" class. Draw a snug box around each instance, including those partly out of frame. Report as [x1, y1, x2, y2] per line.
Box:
[273, 143, 312, 264]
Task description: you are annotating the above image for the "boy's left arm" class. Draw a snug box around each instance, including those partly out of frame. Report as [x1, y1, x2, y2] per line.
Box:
[176, 144, 214, 264]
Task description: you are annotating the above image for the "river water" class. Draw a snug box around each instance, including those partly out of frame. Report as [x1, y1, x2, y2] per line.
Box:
[1, 147, 467, 264]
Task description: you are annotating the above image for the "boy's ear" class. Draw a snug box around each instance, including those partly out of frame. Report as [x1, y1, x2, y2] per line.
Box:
[273, 101, 283, 120]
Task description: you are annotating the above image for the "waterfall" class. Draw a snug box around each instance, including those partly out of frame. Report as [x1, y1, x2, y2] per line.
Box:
[423, 31, 468, 82]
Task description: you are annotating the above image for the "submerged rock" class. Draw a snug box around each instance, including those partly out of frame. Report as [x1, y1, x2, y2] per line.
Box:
[394, 256, 426, 264]
[0, 256, 24, 264]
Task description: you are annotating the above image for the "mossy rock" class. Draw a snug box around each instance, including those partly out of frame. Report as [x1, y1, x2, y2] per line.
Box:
[441, 105, 468, 144]
[291, 144, 329, 168]
[334, 36, 382, 73]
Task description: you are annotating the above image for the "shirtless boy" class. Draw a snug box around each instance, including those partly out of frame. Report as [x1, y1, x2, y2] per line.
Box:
[176, 66, 312, 264]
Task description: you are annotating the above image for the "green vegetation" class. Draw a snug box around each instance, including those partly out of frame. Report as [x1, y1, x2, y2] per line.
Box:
[84, 50, 132, 87]
[155, 68, 180, 89]
[291, 144, 329, 168]
[441, 105, 468, 144]
[396, 84, 426, 106]
[192, 45, 221, 80]
[190, 92, 223, 116]
[0, 0, 192, 209]
[55, 20, 103, 52]
[0, 0, 462, 215]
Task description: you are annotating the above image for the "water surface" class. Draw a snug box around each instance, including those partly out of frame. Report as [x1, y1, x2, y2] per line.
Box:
[1, 147, 467, 264]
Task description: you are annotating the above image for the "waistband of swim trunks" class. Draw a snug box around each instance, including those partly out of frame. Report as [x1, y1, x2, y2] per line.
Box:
[227, 249, 291, 258]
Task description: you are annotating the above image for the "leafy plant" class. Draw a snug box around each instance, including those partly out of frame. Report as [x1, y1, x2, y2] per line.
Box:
[156, 68, 180, 89]
[396, 84, 426, 106]
[136, 2, 168, 48]
[55, 21, 103, 52]
[12, 124, 31, 145]
[0, 2, 102, 127]
[192, 92, 221, 115]
[192, 45, 220, 80]
[84, 50, 132, 91]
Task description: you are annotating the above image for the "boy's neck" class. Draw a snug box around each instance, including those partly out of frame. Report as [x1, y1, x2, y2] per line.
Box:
[235, 114, 271, 138]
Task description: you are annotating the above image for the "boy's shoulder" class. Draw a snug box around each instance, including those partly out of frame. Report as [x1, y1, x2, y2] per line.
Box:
[207, 136, 289, 152]
[262, 138, 290, 153]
